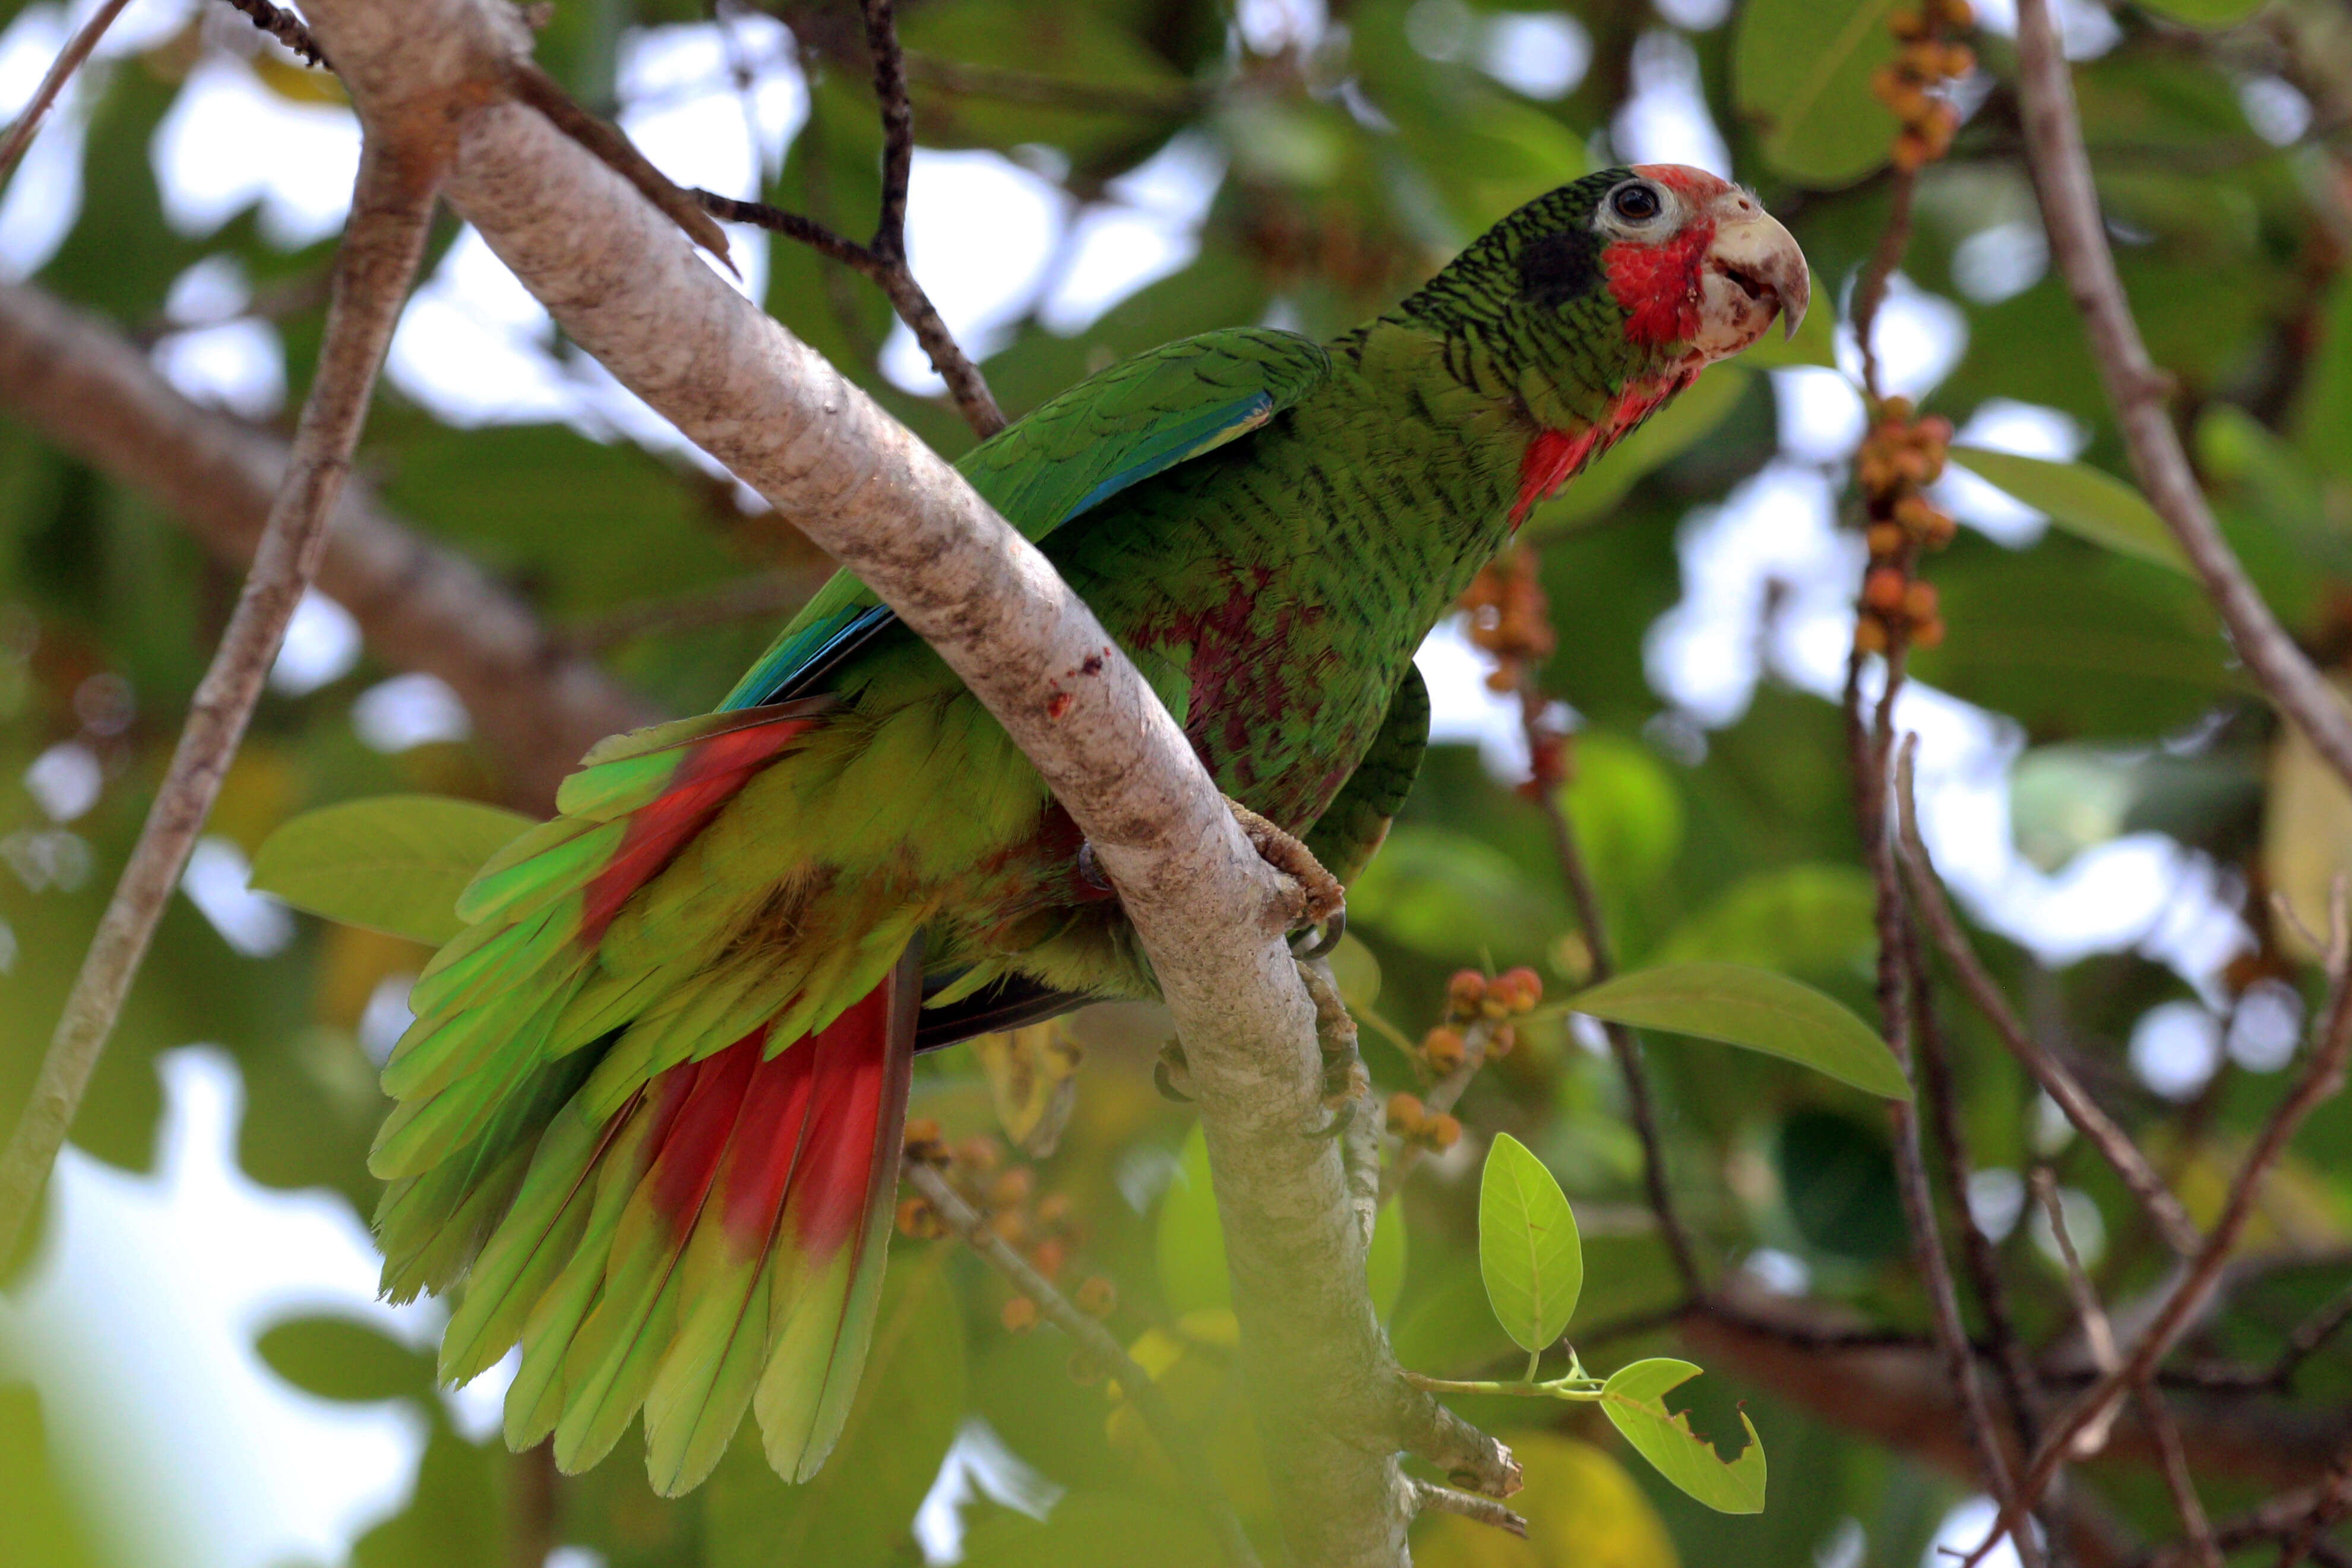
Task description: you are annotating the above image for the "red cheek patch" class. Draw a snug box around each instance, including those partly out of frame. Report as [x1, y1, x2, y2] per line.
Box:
[1603, 219, 1714, 352]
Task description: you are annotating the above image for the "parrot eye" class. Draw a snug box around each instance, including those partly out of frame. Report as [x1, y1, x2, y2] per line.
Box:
[1610, 182, 1663, 223]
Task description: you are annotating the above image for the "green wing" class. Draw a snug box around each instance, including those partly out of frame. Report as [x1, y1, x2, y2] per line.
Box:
[719, 328, 1332, 712]
[1305, 666, 1430, 886]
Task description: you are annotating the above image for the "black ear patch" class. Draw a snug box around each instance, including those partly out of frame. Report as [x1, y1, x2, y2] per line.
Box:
[1518, 225, 1601, 308]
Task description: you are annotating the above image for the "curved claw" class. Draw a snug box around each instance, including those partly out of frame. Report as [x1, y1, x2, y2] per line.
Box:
[1291, 905, 1347, 962]
[1302, 1099, 1356, 1141]
[1152, 1057, 1194, 1103]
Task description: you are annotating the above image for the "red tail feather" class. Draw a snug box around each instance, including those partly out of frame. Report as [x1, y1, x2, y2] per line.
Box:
[581, 719, 820, 946]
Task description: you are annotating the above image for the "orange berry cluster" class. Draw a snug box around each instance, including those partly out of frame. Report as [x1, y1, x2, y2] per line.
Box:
[1459, 550, 1555, 696]
[1876, 0, 1976, 171]
[897, 1123, 1112, 1332]
[1386, 1092, 1462, 1152]
[1854, 398, 1956, 655]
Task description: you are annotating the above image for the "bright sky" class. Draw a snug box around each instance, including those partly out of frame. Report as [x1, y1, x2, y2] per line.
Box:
[0, 1, 2281, 1564]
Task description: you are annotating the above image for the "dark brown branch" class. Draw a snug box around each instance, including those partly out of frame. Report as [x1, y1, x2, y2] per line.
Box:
[1850, 675, 2029, 1551]
[0, 0, 133, 182]
[692, 0, 1006, 438]
[217, 0, 327, 67]
[1965, 964, 2352, 1561]
[1532, 725, 1702, 1296]
[2139, 1383, 2223, 1568]
[1915, 924, 2046, 1455]
[2012, 0, 2352, 794]
[1895, 738, 2205, 1258]
[0, 138, 438, 1263]
[905, 1160, 1260, 1568]
[861, 0, 914, 263]
[1850, 170, 1917, 405]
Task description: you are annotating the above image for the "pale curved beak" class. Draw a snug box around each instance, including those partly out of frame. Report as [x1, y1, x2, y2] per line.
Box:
[1707, 203, 1811, 343]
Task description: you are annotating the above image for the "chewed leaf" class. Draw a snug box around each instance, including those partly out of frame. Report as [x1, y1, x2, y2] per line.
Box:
[1570, 962, 1911, 1101]
[1599, 1358, 1766, 1514]
[1477, 1133, 1582, 1357]
[251, 795, 535, 945]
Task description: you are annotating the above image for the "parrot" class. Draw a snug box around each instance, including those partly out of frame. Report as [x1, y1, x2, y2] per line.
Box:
[367, 163, 1807, 1496]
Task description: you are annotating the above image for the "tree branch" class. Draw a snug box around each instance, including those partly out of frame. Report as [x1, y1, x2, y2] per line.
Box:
[293, 5, 1502, 1559]
[1964, 954, 2352, 1561]
[218, 0, 327, 68]
[2012, 0, 2352, 793]
[1402, 1476, 1528, 1538]
[904, 1159, 1260, 1568]
[0, 0, 132, 183]
[0, 279, 658, 808]
[1895, 737, 2205, 1257]
[0, 137, 437, 1264]
[694, 0, 1006, 440]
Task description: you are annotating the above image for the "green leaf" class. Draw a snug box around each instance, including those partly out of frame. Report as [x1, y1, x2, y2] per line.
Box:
[2135, 0, 2263, 23]
[1733, 0, 1901, 188]
[1569, 962, 1912, 1101]
[255, 1314, 434, 1403]
[1599, 1359, 1767, 1515]
[704, 1257, 968, 1568]
[1161, 1121, 1405, 1317]
[1477, 1133, 1582, 1359]
[250, 796, 535, 945]
[1155, 1123, 1231, 1317]
[1949, 447, 2192, 576]
[1651, 862, 1876, 980]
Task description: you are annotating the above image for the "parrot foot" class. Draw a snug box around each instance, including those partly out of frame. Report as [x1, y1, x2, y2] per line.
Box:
[1303, 1099, 1357, 1140]
[1153, 1038, 1194, 1102]
[1224, 796, 1345, 935]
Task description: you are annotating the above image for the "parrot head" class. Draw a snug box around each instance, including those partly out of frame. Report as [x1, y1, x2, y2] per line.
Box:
[1583, 165, 1810, 359]
[1397, 162, 1809, 384]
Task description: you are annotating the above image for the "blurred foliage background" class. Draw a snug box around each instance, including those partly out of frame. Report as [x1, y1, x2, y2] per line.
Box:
[4, 0, 2352, 1563]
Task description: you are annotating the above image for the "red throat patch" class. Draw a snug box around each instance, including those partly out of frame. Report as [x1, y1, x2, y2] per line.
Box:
[1510, 368, 1700, 527]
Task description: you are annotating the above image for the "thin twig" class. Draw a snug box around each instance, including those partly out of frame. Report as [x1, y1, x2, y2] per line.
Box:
[0, 138, 437, 1263]
[1531, 718, 1701, 1296]
[1377, 1015, 1491, 1208]
[694, 0, 1006, 438]
[1848, 620, 2031, 1551]
[862, 0, 914, 264]
[904, 1159, 1262, 1568]
[1895, 736, 2205, 1258]
[2139, 1383, 2223, 1568]
[0, 0, 133, 184]
[2278, 1452, 2352, 1568]
[504, 61, 734, 271]
[2012, 0, 2352, 794]
[1916, 924, 2045, 1455]
[217, 0, 327, 67]
[1850, 170, 1917, 404]
[1961, 963, 2352, 1564]
[1402, 1476, 1529, 1538]
[2034, 1167, 2124, 1457]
